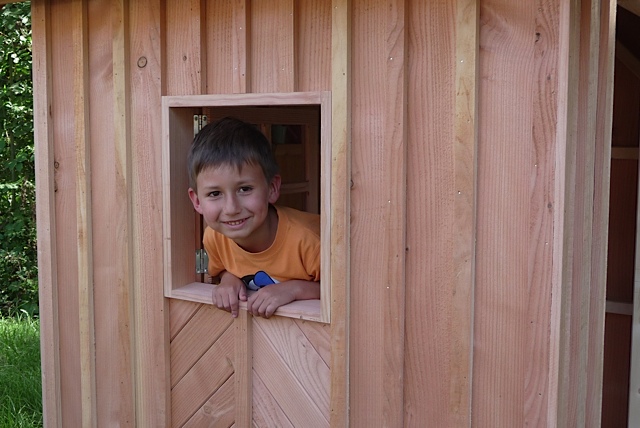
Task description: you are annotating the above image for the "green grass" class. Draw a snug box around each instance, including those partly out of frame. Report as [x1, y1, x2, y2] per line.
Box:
[0, 315, 42, 428]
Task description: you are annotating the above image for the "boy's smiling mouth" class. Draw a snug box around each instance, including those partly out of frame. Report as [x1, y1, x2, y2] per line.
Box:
[223, 218, 248, 227]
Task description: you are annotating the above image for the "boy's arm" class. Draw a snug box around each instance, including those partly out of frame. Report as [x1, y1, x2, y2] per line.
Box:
[247, 280, 320, 318]
[212, 270, 247, 318]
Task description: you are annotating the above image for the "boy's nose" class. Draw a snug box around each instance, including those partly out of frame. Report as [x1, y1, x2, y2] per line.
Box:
[223, 195, 241, 215]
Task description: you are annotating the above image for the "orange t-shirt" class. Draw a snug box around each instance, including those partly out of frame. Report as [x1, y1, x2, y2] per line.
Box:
[203, 205, 320, 283]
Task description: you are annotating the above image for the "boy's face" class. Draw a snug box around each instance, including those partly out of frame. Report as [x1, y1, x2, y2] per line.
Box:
[189, 162, 281, 253]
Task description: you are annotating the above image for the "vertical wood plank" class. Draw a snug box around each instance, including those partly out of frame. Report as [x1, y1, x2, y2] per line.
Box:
[381, 0, 407, 427]
[296, 0, 331, 92]
[251, 0, 295, 92]
[31, 1, 62, 426]
[71, 0, 97, 425]
[129, 0, 169, 425]
[204, 1, 234, 93]
[166, 0, 204, 95]
[588, 0, 616, 423]
[554, 0, 581, 425]
[567, 1, 600, 424]
[330, 0, 350, 425]
[451, 0, 477, 425]
[235, 311, 252, 427]
[88, 0, 136, 424]
[404, 1, 457, 425]
[473, 1, 535, 425]
[50, 0, 83, 423]
[233, 0, 250, 93]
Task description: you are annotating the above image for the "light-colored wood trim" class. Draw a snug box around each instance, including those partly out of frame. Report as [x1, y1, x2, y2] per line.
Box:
[162, 91, 332, 325]
[588, 0, 617, 423]
[380, 0, 408, 426]
[169, 282, 323, 322]
[618, 0, 640, 17]
[128, 0, 169, 424]
[32, 1, 62, 426]
[329, 0, 350, 425]
[451, 0, 478, 425]
[552, 0, 581, 424]
[616, 41, 640, 82]
[234, 310, 252, 427]
[72, 1, 96, 426]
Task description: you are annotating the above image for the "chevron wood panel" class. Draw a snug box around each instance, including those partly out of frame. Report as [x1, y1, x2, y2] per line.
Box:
[170, 299, 202, 340]
[171, 305, 234, 387]
[252, 316, 330, 427]
[182, 374, 235, 427]
[253, 370, 295, 428]
[171, 323, 235, 427]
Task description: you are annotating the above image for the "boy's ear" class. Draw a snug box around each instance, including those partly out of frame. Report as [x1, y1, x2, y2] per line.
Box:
[268, 174, 282, 204]
[188, 188, 204, 214]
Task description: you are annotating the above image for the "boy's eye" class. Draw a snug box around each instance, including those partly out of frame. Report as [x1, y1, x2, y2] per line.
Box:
[239, 186, 253, 194]
[208, 190, 221, 198]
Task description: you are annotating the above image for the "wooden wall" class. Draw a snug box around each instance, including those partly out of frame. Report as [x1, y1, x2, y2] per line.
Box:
[31, 0, 616, 426]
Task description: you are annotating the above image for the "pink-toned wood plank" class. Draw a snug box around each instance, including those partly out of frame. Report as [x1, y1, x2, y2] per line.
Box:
[250, 0, 295, 92]
[169, 299, 202, 340]
[473, 1, 539, 426]
[254, 317, 330, 417]
[205, 0, 249, 94]
[252, 371, 294, 428]
[295, 0, 331, 91]
[49, 0, 84, 423]
[128, 0, 169, 424]
[165, 0, 204, 95]
[32, 1, 62, 426]
[171, 306, 234, 387]
[171, 326, 235, 427]
[253, 322, 328, 427]
[183, 375, 236, 428]
[294, 319, 331, 367]
[88, 0, 135, 425]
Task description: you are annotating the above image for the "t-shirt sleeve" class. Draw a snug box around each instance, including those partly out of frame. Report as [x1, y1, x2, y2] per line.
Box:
[203, 228, 225, 277]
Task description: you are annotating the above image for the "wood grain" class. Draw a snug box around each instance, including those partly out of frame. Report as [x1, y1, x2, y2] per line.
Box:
[183, 375, 235, 428]
[88, 0, 135, 424]
[329, 0, 351, 425]
[129, 0, 169, 424]
[171, 326, 235, 427]
[31, 1, 62, 426]
[251, 0, 295, 92]
[253, 320, 328, 427]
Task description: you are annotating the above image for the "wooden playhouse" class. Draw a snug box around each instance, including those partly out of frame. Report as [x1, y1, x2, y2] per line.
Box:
[6, 0, 640, 425]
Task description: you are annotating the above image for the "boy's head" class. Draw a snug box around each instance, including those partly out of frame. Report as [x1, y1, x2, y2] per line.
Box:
[187, 116, 280, 191]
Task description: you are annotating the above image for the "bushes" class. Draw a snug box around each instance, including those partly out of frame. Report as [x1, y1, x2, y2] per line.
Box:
[0, 2, 37, 317]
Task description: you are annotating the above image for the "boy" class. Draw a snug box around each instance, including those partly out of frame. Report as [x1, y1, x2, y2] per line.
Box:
[187, 117, 320, 318]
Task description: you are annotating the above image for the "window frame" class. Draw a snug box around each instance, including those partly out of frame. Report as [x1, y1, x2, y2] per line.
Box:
[161, 92, 332, 323]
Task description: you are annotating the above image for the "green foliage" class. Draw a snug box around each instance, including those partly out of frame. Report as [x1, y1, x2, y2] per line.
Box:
[0, 315, 42, 428]
[0, 2, 37, 317]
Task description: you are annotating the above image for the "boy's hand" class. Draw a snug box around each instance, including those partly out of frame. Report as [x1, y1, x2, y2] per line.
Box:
[212, 271, 247, 318]
[247, 280, 320, 318]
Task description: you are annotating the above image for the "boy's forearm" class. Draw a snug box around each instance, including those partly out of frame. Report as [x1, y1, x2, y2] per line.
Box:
[286, 280, 320, 301]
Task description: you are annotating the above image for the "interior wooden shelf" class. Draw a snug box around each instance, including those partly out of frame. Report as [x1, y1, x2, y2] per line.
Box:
[168, 282, 323, 323]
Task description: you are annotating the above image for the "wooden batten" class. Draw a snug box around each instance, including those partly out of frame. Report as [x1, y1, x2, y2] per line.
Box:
[70, 1, 97, 426]
[329, 0, 350, 425]
[588, 0, 617, 423]
[32, 0, 62, 426]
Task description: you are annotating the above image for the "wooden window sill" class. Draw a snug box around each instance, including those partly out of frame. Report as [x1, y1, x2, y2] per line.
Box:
[168, 282, 323, 323]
